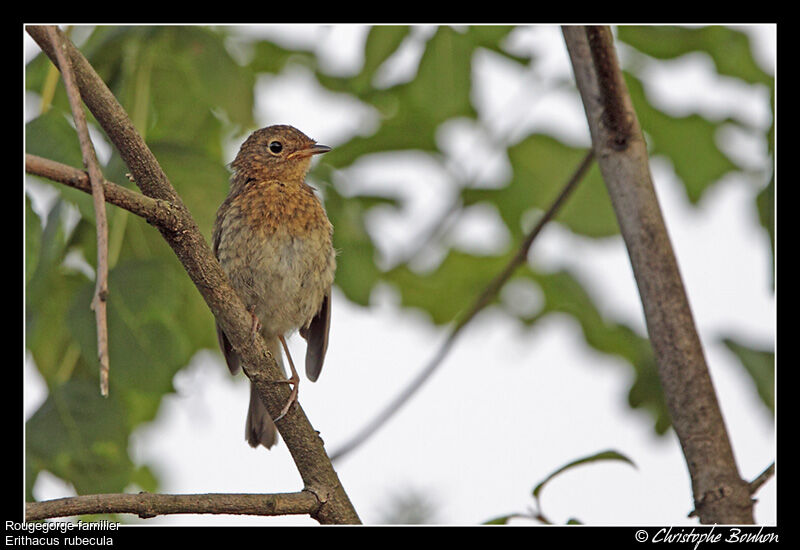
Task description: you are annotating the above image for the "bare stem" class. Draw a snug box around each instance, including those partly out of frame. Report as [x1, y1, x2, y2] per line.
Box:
[45, 25, 111, 397]
[749, 462, 775, 496]
[26, 154, 183, 230]
[25, 491, 320, 521]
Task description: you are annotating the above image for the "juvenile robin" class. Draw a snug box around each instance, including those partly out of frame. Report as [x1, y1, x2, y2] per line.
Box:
[213, 125, 336, 449]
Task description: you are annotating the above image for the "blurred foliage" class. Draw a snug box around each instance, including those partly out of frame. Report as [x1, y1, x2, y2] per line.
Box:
[485, 449, 636, 524]
[25, 25, 774, 499]
[722, 337, 775, 416]
[374, 488, 439, 525]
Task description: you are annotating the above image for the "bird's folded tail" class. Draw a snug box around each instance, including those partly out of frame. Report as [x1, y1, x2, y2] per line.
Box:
[246, 337, 286, 449]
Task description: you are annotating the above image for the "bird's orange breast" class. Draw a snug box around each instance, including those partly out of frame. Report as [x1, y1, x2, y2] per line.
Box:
[233, 178, 331, 237]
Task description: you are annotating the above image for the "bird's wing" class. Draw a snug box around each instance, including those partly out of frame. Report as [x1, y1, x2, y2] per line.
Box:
[301, 292, 331, 382]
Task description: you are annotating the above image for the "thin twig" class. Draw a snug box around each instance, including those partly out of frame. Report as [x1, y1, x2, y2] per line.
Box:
[455, 150, 594, 333]
[45, 26, 111, 397]
[749, 462, 775, 495]
[25, 491, 320, 521]
[689, 460, 776, 519]
[330, 150, 594, 462]
[400, 76, 575, 268]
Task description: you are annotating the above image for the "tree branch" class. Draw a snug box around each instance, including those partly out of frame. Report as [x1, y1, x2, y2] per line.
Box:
[25, 491, 320, 522]
[330, 150, 594, 462]
[748, 462, 775, 496]
[45, 26, 111, 397]
[562, 25, 754, 524]
[26, 154, 185, 231]
[26, 25, 360, 525]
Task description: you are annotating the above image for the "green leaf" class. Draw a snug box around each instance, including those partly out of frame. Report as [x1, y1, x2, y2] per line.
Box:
[533, 449, 636, 500]
[26, 380, 135, 498]
[722, 338, 774, 416]
[90, 26, 254, 141]
[25, 196, 43, 285]
[625, 72, 738, 203]
[149, 141, 232, 235]
[465, 25, 527, 62]
[323, 26, 478, 168]
[247, 36, 315, 75]
[26, 258, 212, 498]
[756, 178, 774, 285]
[482, 515, 512, 525]
[26, 110, 84, 168]
[359, 26, 411, 89]
[617, 25, 773, 86]
[130, 465, 159, 493]
[463, 134, 616, 239]
[392, 26, 477, 124]
[25, 199, 91, 384]
[386, 249, 514, 325]
[385, 246, 670, 433]
[67, 259, 205, 424]
[523, 268, 671, 434]
[324, 184, 382, 306]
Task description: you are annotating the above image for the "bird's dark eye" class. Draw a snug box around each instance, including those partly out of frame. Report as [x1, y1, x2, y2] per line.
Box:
[268, 141, 283, 154]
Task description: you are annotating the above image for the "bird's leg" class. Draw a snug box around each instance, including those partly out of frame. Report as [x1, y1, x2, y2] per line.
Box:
[273, 334, 300, 422]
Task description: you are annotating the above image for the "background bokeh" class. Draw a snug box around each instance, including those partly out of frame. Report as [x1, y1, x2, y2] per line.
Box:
[24, 25, 775, 525]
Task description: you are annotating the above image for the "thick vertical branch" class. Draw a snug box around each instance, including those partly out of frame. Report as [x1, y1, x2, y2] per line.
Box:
[562, 26, 754, 524]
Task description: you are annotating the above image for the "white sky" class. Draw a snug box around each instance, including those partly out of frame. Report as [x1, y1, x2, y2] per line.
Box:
[24, 25, 776, 526]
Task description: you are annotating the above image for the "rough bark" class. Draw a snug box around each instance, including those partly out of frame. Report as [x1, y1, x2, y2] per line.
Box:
[562, 25, 754, 524]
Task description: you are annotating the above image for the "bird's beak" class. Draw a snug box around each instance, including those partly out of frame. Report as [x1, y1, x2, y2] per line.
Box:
[289, 144, 332, 159]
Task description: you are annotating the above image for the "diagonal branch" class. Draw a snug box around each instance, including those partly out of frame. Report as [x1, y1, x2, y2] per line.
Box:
[45, 26, 111, 397]
[562, 25, 754, 524]
[25, 491, 320, 521]
[330, 150, 594, 461]
[26, 25, 360, 525]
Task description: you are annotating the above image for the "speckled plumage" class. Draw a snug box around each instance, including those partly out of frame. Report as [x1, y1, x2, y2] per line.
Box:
[213, 125, 336, 449]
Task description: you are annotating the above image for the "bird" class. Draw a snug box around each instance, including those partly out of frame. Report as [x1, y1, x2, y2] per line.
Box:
[212, 125, 336, 449]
